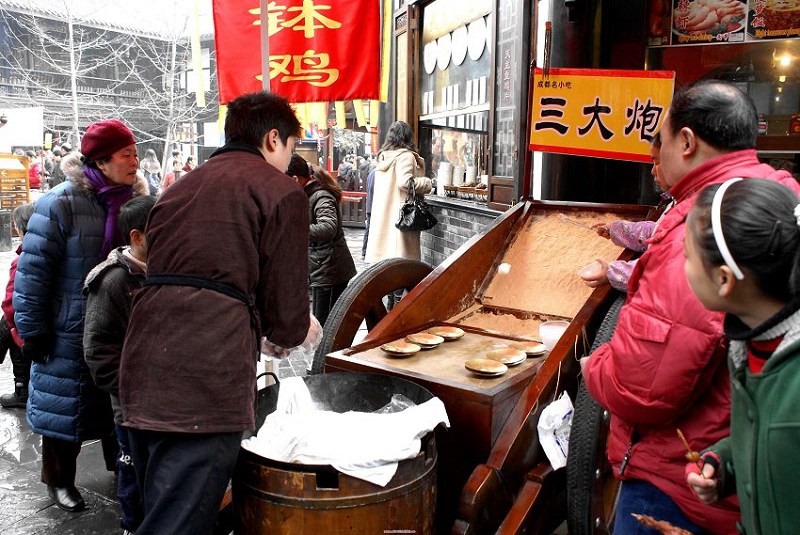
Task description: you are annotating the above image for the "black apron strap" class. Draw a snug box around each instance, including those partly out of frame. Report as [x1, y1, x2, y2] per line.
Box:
[144, 273, 262, 352]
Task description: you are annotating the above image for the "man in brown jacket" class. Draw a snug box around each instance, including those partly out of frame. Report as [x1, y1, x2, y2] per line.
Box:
[119, 91, 311, 535]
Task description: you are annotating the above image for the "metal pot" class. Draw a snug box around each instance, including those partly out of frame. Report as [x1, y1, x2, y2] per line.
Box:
[253, 371, 435, 432]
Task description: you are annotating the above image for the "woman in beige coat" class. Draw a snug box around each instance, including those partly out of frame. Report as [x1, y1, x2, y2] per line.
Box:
[365, 121, 432, 264]
[365, 121, 432, 310]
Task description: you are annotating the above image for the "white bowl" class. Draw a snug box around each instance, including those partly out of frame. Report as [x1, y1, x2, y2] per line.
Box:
[540, 320, 570, 351]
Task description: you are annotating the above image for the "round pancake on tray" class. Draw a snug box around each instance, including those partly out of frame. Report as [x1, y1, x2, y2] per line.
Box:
[380, 341, 421, 356]
[486, 347, 527, 366]
[406, 332, 445, 348]
[465, 358, 508, 377]
[427, 326, 465, 340]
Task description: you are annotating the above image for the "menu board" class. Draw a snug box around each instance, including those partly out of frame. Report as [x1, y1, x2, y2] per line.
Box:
[648, 0, 800, 46]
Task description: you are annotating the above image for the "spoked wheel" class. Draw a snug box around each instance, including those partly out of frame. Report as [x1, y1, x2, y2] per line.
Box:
[309, 257, 433, 374]
[567, 293, 626, 535]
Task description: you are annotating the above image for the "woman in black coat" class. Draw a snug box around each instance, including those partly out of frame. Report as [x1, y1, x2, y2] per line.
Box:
[288, 154, 356, 327]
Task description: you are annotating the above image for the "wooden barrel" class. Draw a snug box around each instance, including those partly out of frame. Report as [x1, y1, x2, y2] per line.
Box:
[234, 373, 438, 534]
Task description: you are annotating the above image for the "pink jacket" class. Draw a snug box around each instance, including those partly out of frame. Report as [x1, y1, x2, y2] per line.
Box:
[1, 245, 22, 346]
[584, 150, 800, 533]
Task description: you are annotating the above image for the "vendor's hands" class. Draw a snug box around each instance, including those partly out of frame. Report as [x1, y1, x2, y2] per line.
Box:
[686, 455, 720, 504]
[261, 339, 291, 358]
[304, 314, 323, 351]
[260, 314, 323, 359]
[591, 222, 611, 239]
[579, 258, 610, 288]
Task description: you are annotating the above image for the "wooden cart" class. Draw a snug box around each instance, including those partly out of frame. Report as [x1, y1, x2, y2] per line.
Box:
[319, 199, 656, 534]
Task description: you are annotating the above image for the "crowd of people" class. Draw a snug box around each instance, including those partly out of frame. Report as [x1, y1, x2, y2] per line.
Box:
[0, 103, 436, 533]
[0, 93, 322, 534]
[1, 80, 799, 535]
[17, 144, 197, 200]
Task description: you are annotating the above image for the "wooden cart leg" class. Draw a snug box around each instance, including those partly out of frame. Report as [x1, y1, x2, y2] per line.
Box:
[495, 461, 566, 535]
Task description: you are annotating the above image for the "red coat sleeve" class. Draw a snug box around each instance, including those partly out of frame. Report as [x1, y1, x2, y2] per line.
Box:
[583, 224, 725, 425]
[2, 256, 22, 346]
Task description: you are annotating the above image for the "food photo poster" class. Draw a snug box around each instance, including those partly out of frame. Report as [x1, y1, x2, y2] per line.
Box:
[647, 0, 800, 46]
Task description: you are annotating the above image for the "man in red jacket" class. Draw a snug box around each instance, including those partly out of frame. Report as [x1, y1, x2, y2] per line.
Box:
[581, 80, 800, 534]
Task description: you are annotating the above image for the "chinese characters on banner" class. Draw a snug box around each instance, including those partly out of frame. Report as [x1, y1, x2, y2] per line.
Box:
[212, 0, 380, 103]
[648, 0, 800, 46]
[529, 68, 675, 163]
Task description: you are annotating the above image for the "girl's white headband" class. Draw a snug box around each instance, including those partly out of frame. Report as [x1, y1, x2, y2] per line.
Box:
[710, 177, 744, 281]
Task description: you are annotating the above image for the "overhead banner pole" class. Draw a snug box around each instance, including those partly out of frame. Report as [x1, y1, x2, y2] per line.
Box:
[260, 0, 270, 91]
[191, 0, 206, 107]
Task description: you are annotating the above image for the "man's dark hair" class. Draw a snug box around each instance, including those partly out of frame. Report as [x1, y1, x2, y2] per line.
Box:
[287, 153, 311, 178]
[225, 91, 301, 148]
[667, 80, 757, 151]
[119, 195, 156, 245]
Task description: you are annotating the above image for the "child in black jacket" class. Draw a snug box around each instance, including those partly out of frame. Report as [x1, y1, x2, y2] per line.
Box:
[83, 195, 155, 534]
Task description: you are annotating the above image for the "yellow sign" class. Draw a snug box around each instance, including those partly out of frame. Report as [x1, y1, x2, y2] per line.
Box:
[529, 68, 674, 163]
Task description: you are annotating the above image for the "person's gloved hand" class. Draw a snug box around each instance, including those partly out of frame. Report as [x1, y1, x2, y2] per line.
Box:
[303, 314, 323, 353]
[261, 314, 323, 359]
[23, 335, 52, 364]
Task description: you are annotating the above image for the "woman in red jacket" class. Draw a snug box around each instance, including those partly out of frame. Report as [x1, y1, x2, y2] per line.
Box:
[25, 151, 42, 190]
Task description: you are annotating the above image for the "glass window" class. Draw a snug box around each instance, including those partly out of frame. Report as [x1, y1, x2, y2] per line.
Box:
[647, 39, 800, 178]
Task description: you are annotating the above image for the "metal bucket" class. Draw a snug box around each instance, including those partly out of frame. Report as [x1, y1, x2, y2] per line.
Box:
[233, 372, 438, 534]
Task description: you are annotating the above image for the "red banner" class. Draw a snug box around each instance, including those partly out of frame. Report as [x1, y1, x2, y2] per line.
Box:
[213, 0, 381, 104]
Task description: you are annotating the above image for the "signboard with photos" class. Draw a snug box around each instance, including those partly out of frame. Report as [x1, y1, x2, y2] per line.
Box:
[648, 0, 800, 47]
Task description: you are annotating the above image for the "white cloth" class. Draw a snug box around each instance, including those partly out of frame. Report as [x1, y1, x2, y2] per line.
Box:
[242, 378, 450, 486]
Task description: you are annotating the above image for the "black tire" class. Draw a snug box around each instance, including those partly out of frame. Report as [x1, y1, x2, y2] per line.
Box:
[566, 293, 626, 535]
[309, 258, 433, 375]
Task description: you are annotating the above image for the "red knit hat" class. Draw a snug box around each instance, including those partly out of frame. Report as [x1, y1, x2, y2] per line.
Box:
[81, 120, 136, 162]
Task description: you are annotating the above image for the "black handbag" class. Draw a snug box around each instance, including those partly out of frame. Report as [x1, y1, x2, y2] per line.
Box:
[395, 178, 437, 232]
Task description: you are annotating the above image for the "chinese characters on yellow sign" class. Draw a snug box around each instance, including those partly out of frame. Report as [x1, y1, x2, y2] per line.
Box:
[529, 68, 675, 163]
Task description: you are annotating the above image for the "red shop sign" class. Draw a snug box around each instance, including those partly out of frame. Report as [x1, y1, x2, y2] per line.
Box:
[213, 0, 381, 104]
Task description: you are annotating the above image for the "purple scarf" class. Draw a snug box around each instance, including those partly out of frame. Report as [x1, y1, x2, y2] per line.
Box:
[84, 166, 134, 258]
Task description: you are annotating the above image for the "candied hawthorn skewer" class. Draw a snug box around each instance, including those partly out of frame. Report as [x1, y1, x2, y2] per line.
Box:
[677, 428, 702, 468]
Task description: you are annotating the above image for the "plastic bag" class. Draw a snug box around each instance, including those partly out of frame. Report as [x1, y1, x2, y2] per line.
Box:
[261, 313, 323, 366]
[373, 393, 417, 414]
[536, 391, 574, 470]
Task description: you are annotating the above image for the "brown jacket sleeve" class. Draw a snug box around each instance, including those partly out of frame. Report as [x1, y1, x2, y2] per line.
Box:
[257, 186, 310, 348]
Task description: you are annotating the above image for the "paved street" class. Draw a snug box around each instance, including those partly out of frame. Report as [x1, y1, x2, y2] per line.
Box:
[0, 226, 368, 534]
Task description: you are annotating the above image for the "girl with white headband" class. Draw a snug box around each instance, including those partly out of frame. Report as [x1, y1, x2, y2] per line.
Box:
[684, 177, 800, 535]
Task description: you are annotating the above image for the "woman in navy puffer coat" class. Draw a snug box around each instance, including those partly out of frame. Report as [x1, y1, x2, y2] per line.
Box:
[13, 120, 149, 512]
